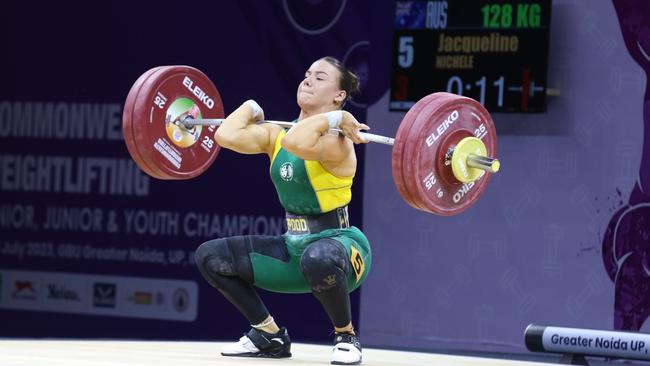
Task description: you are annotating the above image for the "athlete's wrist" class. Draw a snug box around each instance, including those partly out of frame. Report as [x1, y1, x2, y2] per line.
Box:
[243, 99, 263, 121]
[324, 110, 343, 130]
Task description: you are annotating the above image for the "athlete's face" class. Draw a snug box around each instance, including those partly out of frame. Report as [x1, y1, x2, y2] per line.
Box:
[297, 59, 346, 112]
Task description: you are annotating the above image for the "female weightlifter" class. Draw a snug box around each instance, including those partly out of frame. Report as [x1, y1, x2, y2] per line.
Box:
[194, 56, 371, 365]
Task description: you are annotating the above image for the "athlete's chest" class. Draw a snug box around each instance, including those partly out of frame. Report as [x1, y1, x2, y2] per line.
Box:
[271, 149, 309, 185]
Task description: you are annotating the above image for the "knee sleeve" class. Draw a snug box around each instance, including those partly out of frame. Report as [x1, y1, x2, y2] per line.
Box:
[195, 237, 254, 286]
[299, 239, 350, 293]
[194, 238, 270, 323]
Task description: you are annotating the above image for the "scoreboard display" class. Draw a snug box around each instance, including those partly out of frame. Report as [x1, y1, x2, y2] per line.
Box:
[390, 0, 551, 113]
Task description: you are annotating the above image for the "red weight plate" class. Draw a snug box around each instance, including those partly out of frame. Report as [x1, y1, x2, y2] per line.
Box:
[401, 93, 456, 211]
[401, 93, 468, 213]
[391, 101, 419, 208]
[391, 93, 449, 209]
[402, 92, 497, 216]
[125, 66, 180, 179]
[416, 93, 496, 215]
[132, 66, 224, 180]
[123, 66, 168, 179]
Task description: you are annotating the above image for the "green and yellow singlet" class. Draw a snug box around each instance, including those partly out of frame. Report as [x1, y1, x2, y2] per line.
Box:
[270, 129, 353, 214]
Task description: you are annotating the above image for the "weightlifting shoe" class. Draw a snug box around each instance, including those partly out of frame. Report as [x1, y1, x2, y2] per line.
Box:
[331, 332, 362, 365]
[221, 327, 291, 358]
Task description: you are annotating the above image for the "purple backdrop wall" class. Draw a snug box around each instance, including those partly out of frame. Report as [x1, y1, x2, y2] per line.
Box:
[360, 0, 650, 356]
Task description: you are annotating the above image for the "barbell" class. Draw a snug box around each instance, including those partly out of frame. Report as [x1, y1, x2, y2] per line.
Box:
[122, 65, 500, 216]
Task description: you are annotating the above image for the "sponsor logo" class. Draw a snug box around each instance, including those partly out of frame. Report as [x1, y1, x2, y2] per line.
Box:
[324, 275, 336, 286]
[279, 162, 294, 181]
[12, 280, 37, 300]
[286, 218, 308, 232]
[350, 247, 365, 283]
[172, 129, 183, 142]
[93, 283, 116, 308]
[337, 207, 349, 227]
[47, 284, 80, 301]
[425, 110, 459, 147]
[182, 76, 215, 109]
[172, 288, 190, 313]
[128, 291, 164, 306]
[452, 181, 476, 203]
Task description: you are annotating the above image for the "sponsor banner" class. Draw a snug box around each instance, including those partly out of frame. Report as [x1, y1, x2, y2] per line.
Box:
[0, 269, 198, 321]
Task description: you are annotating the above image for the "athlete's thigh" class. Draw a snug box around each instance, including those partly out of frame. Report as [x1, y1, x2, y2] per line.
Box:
[244, 235, 312, 294]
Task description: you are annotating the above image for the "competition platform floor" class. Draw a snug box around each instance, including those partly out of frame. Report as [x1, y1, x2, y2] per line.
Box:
[0, 340, 563, 366]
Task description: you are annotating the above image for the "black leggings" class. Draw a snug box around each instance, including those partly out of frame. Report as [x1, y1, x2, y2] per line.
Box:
[195, 235, 352, 328]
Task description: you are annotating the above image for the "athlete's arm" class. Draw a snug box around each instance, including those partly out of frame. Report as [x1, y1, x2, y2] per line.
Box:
[214, 101, 282, 157]
[282, 111, 368, 162]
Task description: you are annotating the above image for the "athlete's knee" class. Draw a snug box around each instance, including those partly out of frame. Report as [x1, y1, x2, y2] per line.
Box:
[195, 236, 255, 286]
[300, 239, 349, 291]
[195, 238, 236, 277]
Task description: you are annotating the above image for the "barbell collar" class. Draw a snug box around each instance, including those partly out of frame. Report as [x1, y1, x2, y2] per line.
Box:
[467, 153, 500, 173]
[183, 117, 395, 146]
